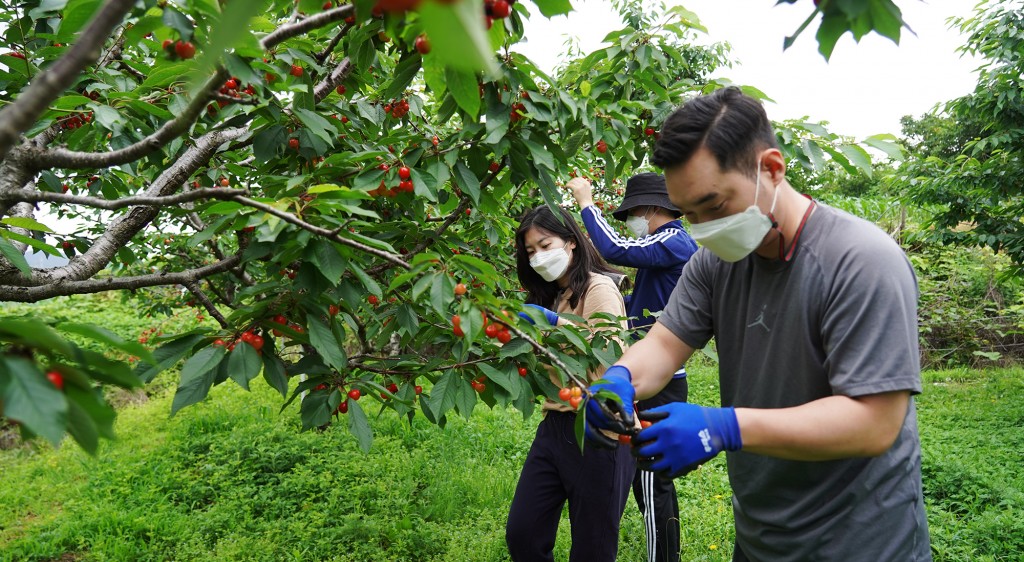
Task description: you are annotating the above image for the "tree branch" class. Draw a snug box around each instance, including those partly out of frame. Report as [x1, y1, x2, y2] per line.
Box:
[0, 254, 241, 302]
[313, 58, 353, 102]
[0, 0, 137, 161]
[261, 5, 354, 50]
[28, 67, 230, 169]
[229, 194, 410, 270]
[0, 187, 247, 210]
[183, 280, 229, 329]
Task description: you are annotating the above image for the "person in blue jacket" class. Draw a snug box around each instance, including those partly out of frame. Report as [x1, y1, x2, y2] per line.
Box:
[568, 173, 697, 562]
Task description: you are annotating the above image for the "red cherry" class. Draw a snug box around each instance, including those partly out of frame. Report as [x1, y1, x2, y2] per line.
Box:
[161, 39, 172, 50]
[46, 370, 64, 391]
[337, 401, 349, 414]
[489, 162, 500, 173]
[618, 433, 632, 445]
[220, 177, 229, 187]
[288, 138, 300, 150]
[387, 383, 399, 393]
[373, 0, 422, 13]
[414, 34, 431, 55]
[558, 387, 571, 401]
[213, 339, 226, 347]
[290, 64, 303, 77]
[491, 0, 510, 18]
[569, 395, 582, 409]
[336, 84, 346, 95]
[431, 135, 439, 146]
[596, 141, 607, 154]
[414, 385, 423, 395]
[496, 329, 511, 344]
[328, 304, 340, 316]
[348, 388, 361, 400]
[484, 323, 500, 338]
[518, 366, 528, 377]
[323, 1, 332, 9]
[398, 166, 411, 180]
[345, 15, 356, 24]
[174, 41, 196, 60]
[368, 295, 379, 305]
[224, 79, 238, 90]
[465, 208, 472, 216]
[645, 127, 655, 136]
[272, 314, 288, 324]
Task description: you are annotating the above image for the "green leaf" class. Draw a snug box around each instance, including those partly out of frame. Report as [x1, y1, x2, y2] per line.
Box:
[65, 385, 116, 455]
[453, 161, 481, 205]
[815, 13, 849, 61]
[261, 351, 289, 398]
[396, 304, 420, 336]
[171, 346, 226, 415]
[838, 144, 874, 175]
[0, 238, 31, 276]
[419, 0, 498, 75]
[347, 398, 373, 453]
[498, 337, 531, 358]
[0, 319, 73, 356]
[227, 342, 262, 391]
[141, 62, 192, 90]
[429, 370, 459, 419]
[294, 108, 337, 147]
[308, 317, 347, 372]
[0, 357, 67, 446]
[133, 333, 206, 384]
[189, 0, 268, 91]
[162, 6, 195, 42]
[454, 377, 476, 418]
[306, 240, 347, 283]
[383, 53, 423, 102]
[299, 389, 333, 430]
[801, 139, 826, 171]
[58, 322, 155, 364]
[56, 0, 102, 42]
[1, 231, 62, 258]
[444, 67, 481, 119]
[1, 217, 53, 233]
[533, 0, 573, 17]
[863, 134, 906, 160]
[477, 362, 518, 399]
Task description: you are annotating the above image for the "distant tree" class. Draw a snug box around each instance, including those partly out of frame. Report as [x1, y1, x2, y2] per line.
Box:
[896, 0, 1024, 273]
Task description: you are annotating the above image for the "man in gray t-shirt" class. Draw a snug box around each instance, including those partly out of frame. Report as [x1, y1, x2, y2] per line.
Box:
[584, 87, 931, 561]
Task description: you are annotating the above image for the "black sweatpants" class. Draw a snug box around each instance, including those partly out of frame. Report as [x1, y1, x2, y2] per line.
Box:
[506, 411, 635, 562]
[633, 376, 689, 562]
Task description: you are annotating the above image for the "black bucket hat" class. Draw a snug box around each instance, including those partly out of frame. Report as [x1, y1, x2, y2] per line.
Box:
[610, 172, 682, 221]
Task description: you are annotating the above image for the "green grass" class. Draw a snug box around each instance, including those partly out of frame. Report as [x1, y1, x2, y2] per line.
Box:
[2, 296, 1022, 561]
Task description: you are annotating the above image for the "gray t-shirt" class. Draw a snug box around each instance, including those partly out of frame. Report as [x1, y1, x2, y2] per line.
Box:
[660, 203, 931, 561]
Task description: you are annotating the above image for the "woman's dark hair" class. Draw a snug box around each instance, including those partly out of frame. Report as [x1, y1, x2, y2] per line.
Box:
[515, 205, 624, 310]
[652, 86, 778, 179]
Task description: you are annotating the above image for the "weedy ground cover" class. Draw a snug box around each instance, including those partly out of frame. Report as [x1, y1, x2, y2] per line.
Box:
[1, 297, 1021, 561]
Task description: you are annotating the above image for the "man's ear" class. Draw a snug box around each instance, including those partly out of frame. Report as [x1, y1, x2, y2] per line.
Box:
[762, 149, 787, 184]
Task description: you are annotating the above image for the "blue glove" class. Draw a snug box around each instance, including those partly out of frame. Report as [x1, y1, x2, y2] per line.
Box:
[633, 403, 742, 479]
[518, 303, 559, 325]
[583, 365, 635, 447]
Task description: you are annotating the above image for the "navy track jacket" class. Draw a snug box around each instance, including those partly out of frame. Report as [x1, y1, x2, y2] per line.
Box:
[580, 205, 697, 332]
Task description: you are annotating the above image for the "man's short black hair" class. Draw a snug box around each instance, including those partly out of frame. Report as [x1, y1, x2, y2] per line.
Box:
[652, 87, 778, 178]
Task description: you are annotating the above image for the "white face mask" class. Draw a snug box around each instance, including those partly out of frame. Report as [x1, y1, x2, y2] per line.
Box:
[625, 207, 653, 238]
[529, 244, 571, 282]
[690, 164, 779, 262]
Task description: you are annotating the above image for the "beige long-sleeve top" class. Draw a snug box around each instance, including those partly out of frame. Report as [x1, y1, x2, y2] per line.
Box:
[542, 272, 628, 413]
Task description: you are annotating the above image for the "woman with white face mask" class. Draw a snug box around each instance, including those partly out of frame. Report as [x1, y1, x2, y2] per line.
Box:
[505, 204, 635, 562]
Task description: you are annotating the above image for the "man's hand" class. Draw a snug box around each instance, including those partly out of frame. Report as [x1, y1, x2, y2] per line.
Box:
[567, 177, 594, 209]
[518, 304, 559, 325]
[584, 365, 635, 446]
[633, 403, 742, 479]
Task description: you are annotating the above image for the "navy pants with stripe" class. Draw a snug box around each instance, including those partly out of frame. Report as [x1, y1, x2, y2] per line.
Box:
[506, 411, 635, 561]
[633, 376, 689, 562]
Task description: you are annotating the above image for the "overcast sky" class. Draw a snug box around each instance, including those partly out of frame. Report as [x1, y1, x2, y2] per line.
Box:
[516, 0, 983, 141]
